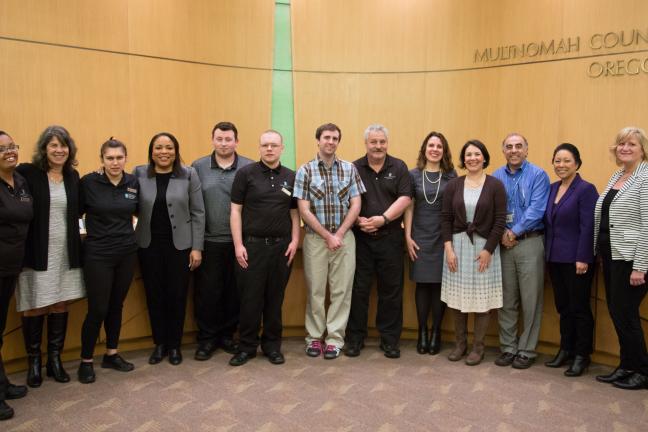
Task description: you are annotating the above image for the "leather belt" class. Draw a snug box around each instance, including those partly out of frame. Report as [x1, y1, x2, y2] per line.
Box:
[245, 235, 288, 245]
[517, 230, 543, 240]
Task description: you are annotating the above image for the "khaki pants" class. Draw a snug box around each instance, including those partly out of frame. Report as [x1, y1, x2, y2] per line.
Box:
[303, 231, 356, 348]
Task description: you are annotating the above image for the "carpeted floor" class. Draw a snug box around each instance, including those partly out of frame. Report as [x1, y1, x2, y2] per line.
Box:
[4, 338, 647, 431]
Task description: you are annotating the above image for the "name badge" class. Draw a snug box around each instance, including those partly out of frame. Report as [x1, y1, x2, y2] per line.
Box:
[281, 187, 292, 196]
[506, 212, 514, 224]
[127, 187, 138, 194]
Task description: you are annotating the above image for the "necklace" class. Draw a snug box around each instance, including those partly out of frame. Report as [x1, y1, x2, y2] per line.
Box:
[422, 170, 442, 204]
[465, 173, 485, 188]
[48, 171, 63, 184]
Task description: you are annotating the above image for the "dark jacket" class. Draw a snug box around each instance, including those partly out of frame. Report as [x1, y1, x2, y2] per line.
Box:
[544, 174, 598, 264]
[441, 175, 507, 254]
[16, 163, 82, 270]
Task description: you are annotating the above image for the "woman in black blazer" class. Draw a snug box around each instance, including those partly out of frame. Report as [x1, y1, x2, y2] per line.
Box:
[134, 132, 205, 366]
[594, 127, 648, 390]
[16, 125, 84, 388]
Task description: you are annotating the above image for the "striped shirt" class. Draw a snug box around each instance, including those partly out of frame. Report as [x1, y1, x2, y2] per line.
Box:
[293, 155, 366, 233]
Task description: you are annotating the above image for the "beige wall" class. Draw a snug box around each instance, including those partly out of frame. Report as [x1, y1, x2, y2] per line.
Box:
[2, 0, 647, 369]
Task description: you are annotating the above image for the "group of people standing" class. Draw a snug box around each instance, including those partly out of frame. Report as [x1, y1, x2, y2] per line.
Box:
[1, 123, 647, 420]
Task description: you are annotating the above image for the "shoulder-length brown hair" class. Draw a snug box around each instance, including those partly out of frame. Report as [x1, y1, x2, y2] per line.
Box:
[32, 125, 79, 173]
[416, 131, 454, 173]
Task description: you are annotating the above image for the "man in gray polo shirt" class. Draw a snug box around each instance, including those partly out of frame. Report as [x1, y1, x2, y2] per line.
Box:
[191, 121, 253, 360]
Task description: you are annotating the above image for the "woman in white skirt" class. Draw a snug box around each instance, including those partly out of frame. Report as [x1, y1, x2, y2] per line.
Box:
[16, 126, 85, 387]
[441, 140, 507, 365]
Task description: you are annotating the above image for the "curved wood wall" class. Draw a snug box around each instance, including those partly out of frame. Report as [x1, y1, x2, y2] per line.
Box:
[1, 0, 647, 370]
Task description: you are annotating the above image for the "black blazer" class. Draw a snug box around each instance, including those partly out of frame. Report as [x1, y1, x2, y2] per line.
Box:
[16, 163, 82, 271]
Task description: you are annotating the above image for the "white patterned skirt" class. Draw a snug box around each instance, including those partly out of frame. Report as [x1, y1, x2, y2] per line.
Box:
[441, 232, 503, 313]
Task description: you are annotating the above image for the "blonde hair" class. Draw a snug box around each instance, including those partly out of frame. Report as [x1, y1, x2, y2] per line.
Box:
[610, 126, 648, 165]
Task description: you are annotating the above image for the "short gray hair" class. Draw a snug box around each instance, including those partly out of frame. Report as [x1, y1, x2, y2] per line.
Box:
[364, 124, 389, 141]
[501, 132, 528, 148]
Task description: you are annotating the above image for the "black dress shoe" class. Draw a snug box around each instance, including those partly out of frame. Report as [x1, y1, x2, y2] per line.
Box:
[168, 349, 183, 365]
[77, 362, 96, 384]
[194, 342, 218, 361]
[0, 400, 14, 421]
[596, 367, 635, 383]
[564, 355, 590, 377]
[344, 340, 364, 357]
[380, 342, 401, 359]
[229, 351, 256, 366]
[612, 372, 648, 390]
[416, 327, 429, 354]
[544, 349, 574, 368]
[265, 351, 285, 365]
[494, 351, 516, 367]
[148, 345, 167, 365]
[5, 383, 27, 400]
[512, 354, 535, 369]
[101, 354, 135, 372]
[220, 338, 239, 355]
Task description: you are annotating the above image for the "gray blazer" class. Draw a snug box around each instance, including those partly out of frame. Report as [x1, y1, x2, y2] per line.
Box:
[133, 165, 205, 251]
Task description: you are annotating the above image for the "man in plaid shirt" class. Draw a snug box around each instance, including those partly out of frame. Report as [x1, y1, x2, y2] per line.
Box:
[293, 123, 365, 360]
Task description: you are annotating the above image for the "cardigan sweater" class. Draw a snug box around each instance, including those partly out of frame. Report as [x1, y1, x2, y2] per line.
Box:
[441, 175, 507, 254]
[16, 163, 82, 271]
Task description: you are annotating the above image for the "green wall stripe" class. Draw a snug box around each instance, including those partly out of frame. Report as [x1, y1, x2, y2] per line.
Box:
[272, 0, 296, 169]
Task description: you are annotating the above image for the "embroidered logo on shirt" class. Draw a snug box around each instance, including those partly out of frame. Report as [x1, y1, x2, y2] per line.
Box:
[384, 172, 396, 180]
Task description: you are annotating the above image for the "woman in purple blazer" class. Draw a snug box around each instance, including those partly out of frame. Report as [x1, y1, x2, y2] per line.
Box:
[544, 143, 598, 376]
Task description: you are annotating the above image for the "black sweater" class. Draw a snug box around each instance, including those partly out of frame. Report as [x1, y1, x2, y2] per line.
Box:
[16, 163, 82, 271]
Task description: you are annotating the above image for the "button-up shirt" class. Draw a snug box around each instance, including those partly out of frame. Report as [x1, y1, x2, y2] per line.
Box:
[492, 159, 550, 236]
[293, 154, 365, 233]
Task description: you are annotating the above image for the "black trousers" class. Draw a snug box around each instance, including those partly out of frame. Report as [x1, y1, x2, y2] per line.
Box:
[346, 230, 404, 346]
[547, 262, 595, 356]
[0, 275, 17, 399]
[138, 241, 191, 350]
[194, 241, 238, 344]
[600, 240, 648, 375]
[236, 237, 292, 355]
[80, 252, 137, 359]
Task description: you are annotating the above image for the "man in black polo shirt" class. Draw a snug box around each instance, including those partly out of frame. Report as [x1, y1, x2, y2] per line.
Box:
[345, 124, 412, 359]
[228, 130, 299, 366]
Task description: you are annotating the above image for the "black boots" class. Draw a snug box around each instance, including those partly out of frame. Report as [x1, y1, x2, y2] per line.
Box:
[46, 312, 70, 383]
[428, 328, 442, 355]
[416, 327, 429, 354]
[21, 315, 44, 388]
[564, 355, 590, 377]
[544, 349, 574, 368]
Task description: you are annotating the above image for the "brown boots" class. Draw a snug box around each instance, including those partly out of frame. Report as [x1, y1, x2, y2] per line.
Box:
[448, 309, 491, 365]
[465, 312, 490, 366]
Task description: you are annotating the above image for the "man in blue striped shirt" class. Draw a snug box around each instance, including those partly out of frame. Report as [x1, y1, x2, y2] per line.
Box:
[493, 132, 550, 369]
[293, 123, 365, 360]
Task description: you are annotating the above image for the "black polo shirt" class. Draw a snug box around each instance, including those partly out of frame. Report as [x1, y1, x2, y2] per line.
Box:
[353, 154, 412, 232]
[80, 171, 139, 257]
[230, 161, 297, 238]
[0, 172, 33, 276]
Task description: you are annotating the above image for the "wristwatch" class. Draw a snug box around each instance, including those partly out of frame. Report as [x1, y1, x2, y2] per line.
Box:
[382, 214, 390, 225]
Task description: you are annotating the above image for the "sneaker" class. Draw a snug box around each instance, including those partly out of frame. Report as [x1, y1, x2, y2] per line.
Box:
[306, 340, 323, 357]
[323, 345, 341, 360]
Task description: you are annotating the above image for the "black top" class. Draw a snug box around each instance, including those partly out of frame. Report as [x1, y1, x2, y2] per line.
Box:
[230, 161, 297, 237]
[80, 172, 139, 257]
[599, 188, 619, 245]
[0, 172, 33, 276]
[150, 173, 173, 243]
[16, 163, 82, 270]
[353, 154, 412, 233]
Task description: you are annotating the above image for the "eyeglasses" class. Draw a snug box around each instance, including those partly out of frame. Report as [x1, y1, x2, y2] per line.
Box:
[0, 144, 19, 154]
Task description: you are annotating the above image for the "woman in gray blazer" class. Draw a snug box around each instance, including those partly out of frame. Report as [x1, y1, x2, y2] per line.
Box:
[134, 132, 205, 366]
[593, 126, 648, 390]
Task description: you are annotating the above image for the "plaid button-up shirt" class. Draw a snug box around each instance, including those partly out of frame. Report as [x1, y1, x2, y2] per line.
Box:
[293, 155, 366, 233]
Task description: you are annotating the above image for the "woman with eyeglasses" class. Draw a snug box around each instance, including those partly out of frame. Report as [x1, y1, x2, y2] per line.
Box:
[0, 131, 32, 420]
[77, 138, 139, 383]
[134, 132, 205, 366]
[16, 125, 84, 388]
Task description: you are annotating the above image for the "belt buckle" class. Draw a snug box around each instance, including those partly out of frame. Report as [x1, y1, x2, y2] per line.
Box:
[264, 237, 271, 245]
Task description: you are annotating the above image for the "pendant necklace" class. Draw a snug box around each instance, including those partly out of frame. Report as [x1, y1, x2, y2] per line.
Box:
[422, 170, 442, 204]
